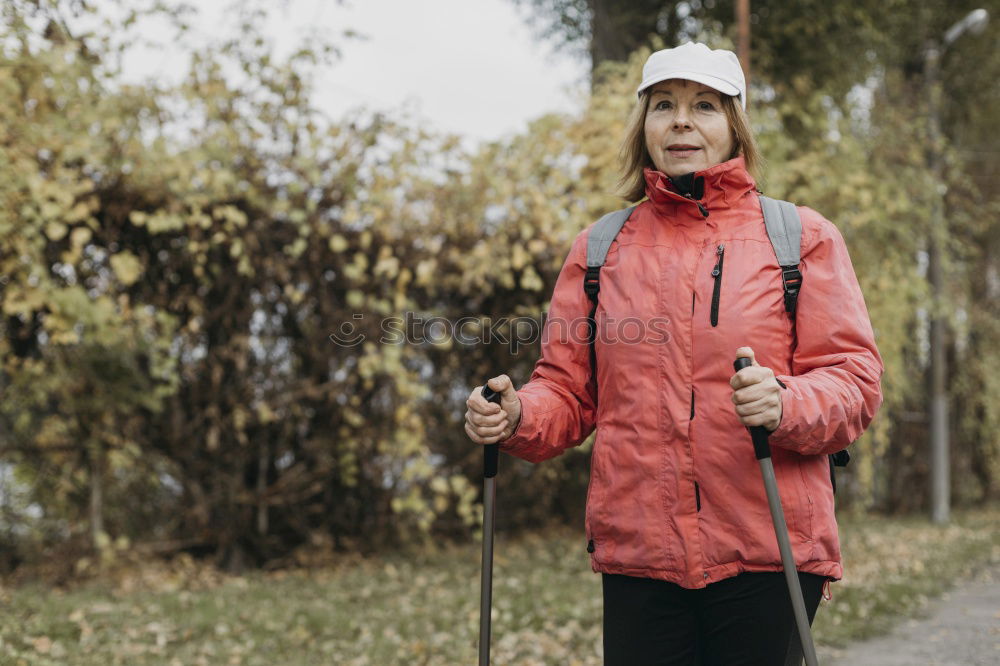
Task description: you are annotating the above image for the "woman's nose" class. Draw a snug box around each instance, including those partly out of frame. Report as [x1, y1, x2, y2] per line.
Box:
[672, 110, 692, 129]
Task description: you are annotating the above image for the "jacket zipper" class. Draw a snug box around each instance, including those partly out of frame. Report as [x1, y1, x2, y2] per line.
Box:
[710, 243, 725, 327]
[694, 482, 701, 512]
[674, 185, 708, 217]
[679, 192, 709, 218]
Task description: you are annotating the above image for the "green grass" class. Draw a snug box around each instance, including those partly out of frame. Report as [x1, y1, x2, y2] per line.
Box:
[1, 508, 997, 665]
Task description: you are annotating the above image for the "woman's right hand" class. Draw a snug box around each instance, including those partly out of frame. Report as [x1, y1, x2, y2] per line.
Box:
[465, 374, 522, 445]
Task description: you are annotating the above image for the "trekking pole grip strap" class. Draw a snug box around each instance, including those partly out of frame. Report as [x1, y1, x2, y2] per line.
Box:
[481, 385, 502, 478]
[733, 357, 772, 460]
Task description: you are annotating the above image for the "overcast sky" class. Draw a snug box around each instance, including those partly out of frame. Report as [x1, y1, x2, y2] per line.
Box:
[121, 0, 589, 146]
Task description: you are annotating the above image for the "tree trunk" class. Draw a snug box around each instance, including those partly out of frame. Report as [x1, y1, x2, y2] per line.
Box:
[736, 0, 751, 89]
[89, 439, 105, 549]
[256, 440, 269, 536]
[587, 0, 678, 79]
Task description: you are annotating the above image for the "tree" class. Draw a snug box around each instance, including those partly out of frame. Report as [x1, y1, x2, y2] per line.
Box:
[513, 0, 679, 79]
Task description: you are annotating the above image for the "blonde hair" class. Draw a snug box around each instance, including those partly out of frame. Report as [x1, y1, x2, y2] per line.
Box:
[616, 90, 763, 203]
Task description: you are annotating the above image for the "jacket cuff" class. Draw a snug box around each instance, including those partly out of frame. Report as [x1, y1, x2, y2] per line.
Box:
[499, 390, 537, 458]
[768, 375, 818, 452]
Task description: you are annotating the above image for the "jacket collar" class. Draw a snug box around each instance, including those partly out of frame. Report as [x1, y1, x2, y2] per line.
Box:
[643, 156, 757, 219]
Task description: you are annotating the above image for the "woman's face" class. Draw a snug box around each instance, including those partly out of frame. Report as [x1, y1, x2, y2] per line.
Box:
[643, 79, 735, 178]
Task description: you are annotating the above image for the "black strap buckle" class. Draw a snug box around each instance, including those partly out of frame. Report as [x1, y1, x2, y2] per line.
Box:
[780, 266, 802, 314]
[583, 265, 601, 302]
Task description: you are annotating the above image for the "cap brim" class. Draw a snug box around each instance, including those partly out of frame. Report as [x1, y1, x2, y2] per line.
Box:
[637, 71, 740, 99]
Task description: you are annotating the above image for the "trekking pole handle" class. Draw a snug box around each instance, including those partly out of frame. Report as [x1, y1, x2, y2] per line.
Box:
[480, 385, 502, 478]
[733, 357, 772, 460]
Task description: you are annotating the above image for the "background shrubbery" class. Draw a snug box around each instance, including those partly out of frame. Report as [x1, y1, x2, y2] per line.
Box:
[1, 0, 998, 574]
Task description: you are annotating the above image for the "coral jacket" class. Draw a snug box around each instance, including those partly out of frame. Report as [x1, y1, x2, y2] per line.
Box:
[501, 156, 883, 588]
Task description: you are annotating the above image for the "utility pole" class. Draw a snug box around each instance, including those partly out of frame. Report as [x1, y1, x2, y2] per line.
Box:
[736, 0, 750, 91]
[924, 40, 948, 525]
[924, 8, 989, 525]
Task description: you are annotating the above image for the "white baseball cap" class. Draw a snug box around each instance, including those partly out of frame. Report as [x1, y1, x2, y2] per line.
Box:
[637, 42, 747, 110]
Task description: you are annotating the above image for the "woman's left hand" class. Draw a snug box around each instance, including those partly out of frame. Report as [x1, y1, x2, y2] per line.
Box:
[730, 346, 783, 432]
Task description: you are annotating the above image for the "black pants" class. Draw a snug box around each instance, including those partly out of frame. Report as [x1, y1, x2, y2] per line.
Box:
[602, 571, 826, 666]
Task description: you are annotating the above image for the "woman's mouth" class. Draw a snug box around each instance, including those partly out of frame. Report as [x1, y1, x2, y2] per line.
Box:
[668, 145, 701, 158]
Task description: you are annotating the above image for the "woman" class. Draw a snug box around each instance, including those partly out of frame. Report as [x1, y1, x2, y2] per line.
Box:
[465, 42, 883, 665]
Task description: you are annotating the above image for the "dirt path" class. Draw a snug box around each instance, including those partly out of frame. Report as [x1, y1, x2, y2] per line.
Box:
[817, 565, 1000, 666]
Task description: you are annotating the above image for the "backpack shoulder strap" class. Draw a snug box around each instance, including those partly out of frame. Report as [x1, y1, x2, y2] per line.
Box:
[584, 206, 636, 303]
[758, 195, 803, 316]
[582, 206, 636, 400]
[759, 195, 850, 483]
[586, 207, 637, 268]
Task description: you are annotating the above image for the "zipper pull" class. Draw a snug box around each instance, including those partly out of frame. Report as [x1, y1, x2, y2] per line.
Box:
[680, 191, 709, 218]
[711, 244, 725, 277]
[710, 244, 725, 327]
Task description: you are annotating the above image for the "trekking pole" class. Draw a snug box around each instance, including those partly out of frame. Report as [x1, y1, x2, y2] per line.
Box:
[478, 385, 502, 666]
[733, 357, 819, 666]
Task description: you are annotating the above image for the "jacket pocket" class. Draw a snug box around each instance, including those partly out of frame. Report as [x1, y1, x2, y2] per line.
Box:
[796, 458, 816, 547]
[710, 243, 725, 327]
[584, 437, 606, 556]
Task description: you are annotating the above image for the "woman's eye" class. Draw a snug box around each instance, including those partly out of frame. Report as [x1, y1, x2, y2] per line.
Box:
[655, 100, 673, 110]
[697, 102, 715, 111]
